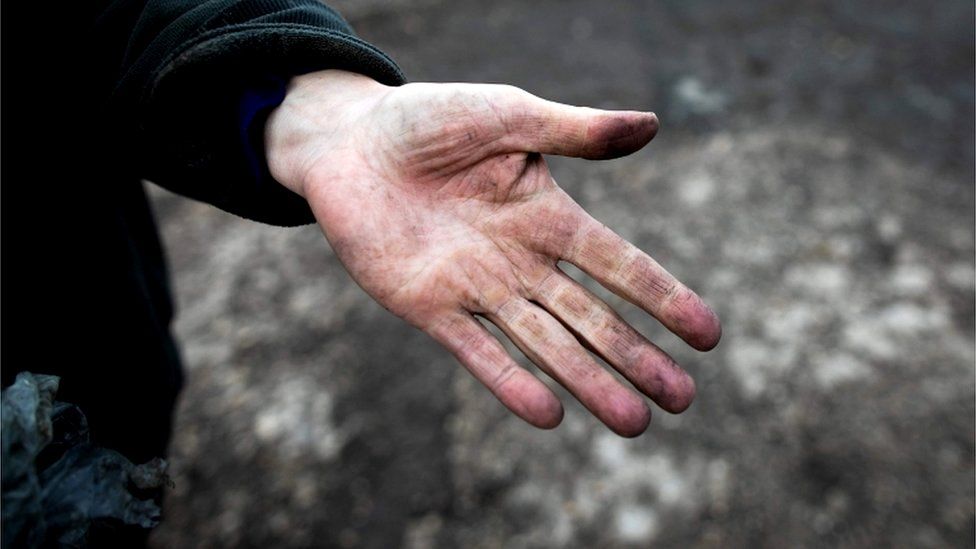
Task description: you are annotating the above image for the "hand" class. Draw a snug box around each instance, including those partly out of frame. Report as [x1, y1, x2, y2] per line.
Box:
[266, 70, 721, 436]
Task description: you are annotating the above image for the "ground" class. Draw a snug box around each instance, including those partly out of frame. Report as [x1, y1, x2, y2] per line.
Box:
[148, 1, 975, 547]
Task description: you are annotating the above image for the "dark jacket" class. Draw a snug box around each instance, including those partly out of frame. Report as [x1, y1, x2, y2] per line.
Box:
[1, 0, 404, 463]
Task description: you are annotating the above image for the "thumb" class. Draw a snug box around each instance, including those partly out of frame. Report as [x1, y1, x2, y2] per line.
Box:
[499, 88, 660, 160]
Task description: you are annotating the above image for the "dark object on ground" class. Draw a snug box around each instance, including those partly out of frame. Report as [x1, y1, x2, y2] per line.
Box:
[1, 372, 169, 549]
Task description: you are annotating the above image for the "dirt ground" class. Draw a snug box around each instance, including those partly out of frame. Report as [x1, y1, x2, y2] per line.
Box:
[148, 1, 975, 547]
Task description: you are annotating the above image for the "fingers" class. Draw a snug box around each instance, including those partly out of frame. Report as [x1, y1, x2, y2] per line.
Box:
[533, 270, 696, 413]
[566, 218, 722, 351]
[488, 299, 652, 437]
[427, 312, 564, 429]
[497, 88, 659, 160]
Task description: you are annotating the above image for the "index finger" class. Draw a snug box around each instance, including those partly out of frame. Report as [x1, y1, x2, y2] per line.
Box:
[565, 216, 722, 351]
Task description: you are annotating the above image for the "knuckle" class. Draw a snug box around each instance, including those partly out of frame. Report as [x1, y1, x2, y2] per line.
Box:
[530, 270, 561, 301]
[613, 248, 643, 287]
[497, 301, 547, 344]
[490, 365, 519, 393]
[645, 275, 679, 303]
[453, 327, 488, 362]
[603, 322, 641, 364]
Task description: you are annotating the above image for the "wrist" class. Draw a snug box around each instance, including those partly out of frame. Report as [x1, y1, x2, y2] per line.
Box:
[264, 70, 390, 198]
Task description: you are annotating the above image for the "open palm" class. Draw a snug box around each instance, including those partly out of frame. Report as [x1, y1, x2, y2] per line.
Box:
[267, 71, 721, 436]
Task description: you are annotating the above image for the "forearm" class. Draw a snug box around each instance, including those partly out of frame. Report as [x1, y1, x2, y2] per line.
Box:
[99, 0, 405, 225]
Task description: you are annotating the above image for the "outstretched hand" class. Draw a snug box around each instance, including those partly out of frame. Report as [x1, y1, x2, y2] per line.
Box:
[266, 70, 720, 436]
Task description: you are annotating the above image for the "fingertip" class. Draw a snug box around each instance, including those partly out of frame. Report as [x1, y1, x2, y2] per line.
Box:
[670, 293, 722, 352]
[582, 111, 660, 160]
[606, 394, 652, 438]
[647, 111, 660, 133]
[660, 372, 696, 414]
[688, 307, 722, 352]
[531, 394, 565, 430]
[503, 371, 564, 429]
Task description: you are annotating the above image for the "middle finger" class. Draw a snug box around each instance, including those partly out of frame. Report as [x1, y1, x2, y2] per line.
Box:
[486, 297, 651, 437]
[533, 269, 696, 413]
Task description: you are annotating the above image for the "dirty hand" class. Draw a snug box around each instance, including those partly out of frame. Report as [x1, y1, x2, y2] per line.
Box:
[266, 70, 721, 436]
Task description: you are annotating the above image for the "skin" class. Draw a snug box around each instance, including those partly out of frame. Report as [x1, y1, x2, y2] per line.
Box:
[265, 70, 721, 437]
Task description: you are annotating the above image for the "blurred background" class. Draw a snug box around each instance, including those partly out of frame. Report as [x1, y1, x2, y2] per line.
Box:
[148, 1, 974, 547]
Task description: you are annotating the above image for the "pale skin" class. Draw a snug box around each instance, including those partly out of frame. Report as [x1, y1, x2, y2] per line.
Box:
[266, 70, 721, 437]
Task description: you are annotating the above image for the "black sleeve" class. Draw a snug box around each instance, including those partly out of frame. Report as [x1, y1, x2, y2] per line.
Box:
[97, 0, 406, 226]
